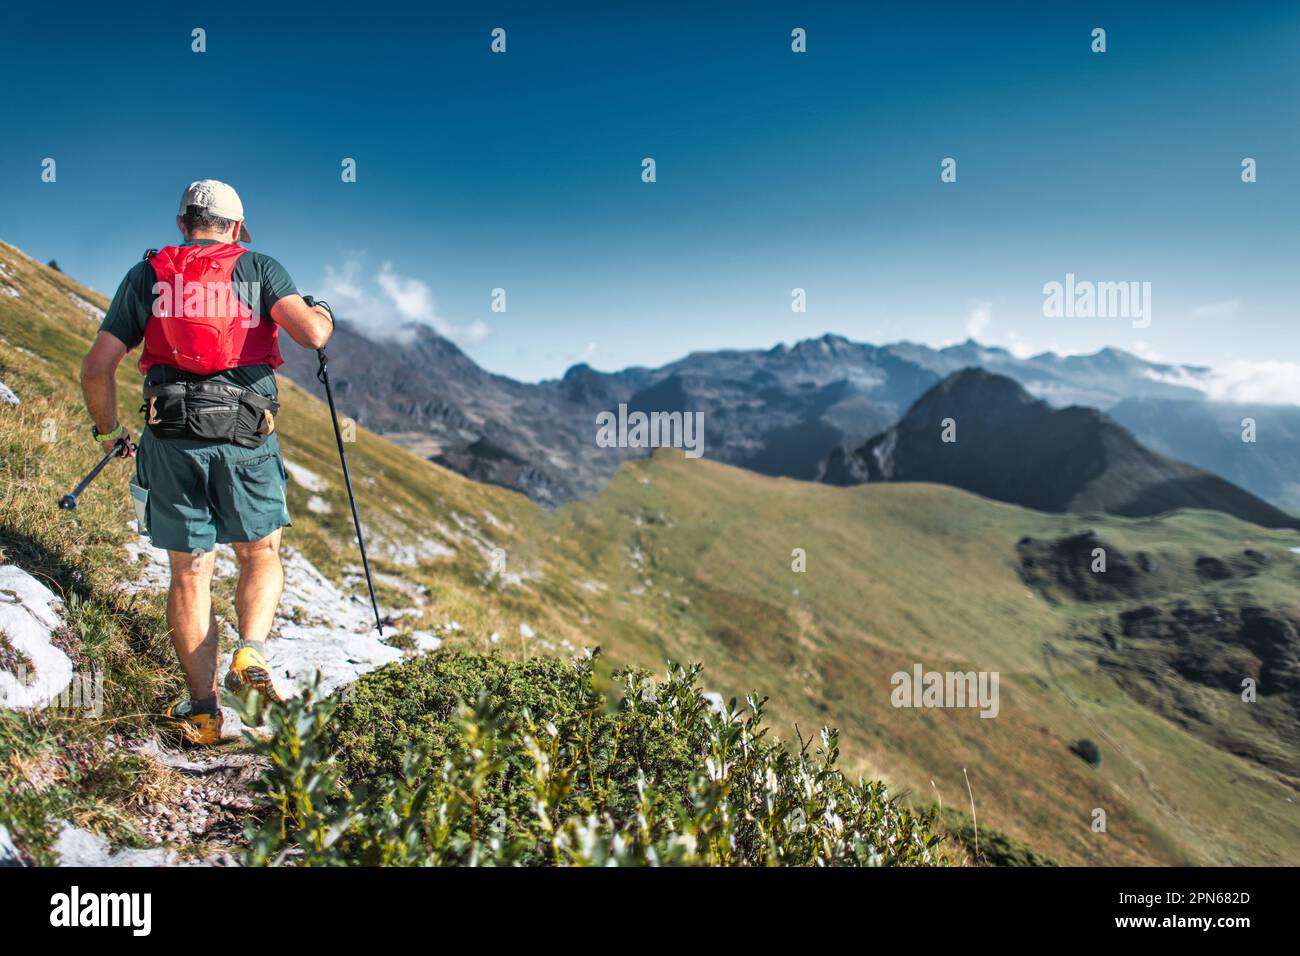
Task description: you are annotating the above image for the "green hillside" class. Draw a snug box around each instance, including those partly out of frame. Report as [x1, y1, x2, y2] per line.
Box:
[2, 239, 1297, 865]
[553, 455, 1300, 865]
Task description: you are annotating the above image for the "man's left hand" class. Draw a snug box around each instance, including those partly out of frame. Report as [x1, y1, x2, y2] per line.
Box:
[102, 427, 135, 458]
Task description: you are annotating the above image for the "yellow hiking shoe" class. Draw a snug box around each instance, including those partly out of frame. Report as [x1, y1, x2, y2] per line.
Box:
[223, 641, 285, 724]
[164, 699, 224, 747]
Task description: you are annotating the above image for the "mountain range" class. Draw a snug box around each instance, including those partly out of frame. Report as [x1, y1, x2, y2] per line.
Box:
[279, 324, 1300, 518]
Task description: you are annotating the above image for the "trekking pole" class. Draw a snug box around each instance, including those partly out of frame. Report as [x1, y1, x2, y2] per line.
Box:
[58, 437, 132, 511]
[316, 347, 384, 634]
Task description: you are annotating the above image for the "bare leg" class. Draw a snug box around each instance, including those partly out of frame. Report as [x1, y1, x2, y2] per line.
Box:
[166, 549, 219, 701]
[232, 528, 284, 643]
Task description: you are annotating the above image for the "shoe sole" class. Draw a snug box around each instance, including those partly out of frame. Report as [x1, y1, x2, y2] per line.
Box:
[225, 664, 285, 725]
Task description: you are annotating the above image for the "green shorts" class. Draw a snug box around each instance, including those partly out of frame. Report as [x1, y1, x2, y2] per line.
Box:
[132, 429, 291, 553]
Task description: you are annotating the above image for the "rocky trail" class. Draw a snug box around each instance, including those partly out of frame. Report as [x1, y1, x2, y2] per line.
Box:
[1, 513, 438, 866]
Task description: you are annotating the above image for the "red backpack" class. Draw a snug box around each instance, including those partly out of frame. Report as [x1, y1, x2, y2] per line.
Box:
[139, 243, 282, 375]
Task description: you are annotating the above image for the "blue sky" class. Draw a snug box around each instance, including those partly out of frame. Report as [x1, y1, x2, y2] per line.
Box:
[1, 1, 1297, 392]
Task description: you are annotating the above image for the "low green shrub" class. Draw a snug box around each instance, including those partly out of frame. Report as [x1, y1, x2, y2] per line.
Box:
[1071, 738, 1102, 768]
[239, 649, 944, 867]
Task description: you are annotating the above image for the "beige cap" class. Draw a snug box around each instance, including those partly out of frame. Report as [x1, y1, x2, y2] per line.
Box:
[179, 179, 251, 242]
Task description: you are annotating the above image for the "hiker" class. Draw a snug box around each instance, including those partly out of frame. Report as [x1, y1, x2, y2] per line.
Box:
[79, 180, 335, 745]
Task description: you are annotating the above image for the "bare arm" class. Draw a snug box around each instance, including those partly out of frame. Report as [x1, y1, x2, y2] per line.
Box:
[270, 295, 334, 350]
[81, 332, 132, 455]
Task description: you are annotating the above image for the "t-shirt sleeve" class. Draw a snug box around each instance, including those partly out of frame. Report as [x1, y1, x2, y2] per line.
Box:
[98, 261, 155, 351]
[254, 253, 299, 316]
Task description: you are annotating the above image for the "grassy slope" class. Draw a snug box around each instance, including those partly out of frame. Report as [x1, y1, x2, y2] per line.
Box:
[553, 456, 1300, 865]
[3, 240, 1297, 865]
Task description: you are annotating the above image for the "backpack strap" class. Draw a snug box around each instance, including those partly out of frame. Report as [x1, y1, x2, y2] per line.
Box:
[144, 248, 184, 368]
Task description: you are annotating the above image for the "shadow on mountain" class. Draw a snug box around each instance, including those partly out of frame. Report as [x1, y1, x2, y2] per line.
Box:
[1112, 475, 1299, 529]
[826, 368, 1300, 532]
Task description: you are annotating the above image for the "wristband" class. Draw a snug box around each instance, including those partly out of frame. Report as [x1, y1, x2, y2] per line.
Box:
[92, 422, 123, 444]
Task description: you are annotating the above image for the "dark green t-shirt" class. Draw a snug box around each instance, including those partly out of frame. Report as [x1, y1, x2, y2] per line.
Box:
[99, 238, 297, 400]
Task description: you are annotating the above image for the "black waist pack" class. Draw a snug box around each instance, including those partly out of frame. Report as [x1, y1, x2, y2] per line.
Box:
[143, 380, 279, 448]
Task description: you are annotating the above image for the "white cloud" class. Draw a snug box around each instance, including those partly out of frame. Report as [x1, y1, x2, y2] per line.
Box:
[1144, 360, 1300, 406]
[375, 264, 437, 325]
[1004, 331, 1037, 359]
[1189, 300, 1240, 320]
[319, 254, 490, 346]
[965, 302, 992, 339]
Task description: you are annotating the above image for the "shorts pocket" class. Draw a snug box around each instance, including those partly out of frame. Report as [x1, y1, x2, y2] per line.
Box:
[129, 480, 149, 534]
[233, 453, 286, 505]
[222, 451, 290, 539]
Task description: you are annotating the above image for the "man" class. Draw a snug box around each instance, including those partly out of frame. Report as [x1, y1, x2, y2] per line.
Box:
[80, 180, 334, 745]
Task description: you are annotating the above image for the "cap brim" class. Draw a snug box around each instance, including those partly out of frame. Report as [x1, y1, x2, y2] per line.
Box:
[238, 223, 251, 242]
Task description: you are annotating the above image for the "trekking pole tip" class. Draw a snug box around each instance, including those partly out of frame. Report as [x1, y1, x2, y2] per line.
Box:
[58, 494, 77, 511]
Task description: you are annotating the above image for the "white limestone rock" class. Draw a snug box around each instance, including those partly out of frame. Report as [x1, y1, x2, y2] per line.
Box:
[0, 565, 73, 710]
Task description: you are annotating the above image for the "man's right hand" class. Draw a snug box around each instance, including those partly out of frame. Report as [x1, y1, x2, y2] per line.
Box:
[271, 294, 334, 350]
